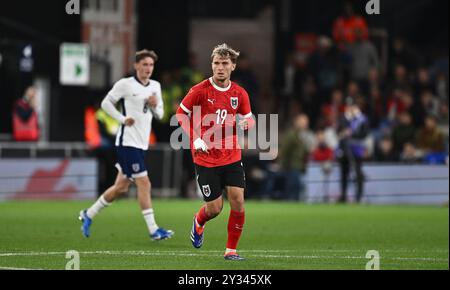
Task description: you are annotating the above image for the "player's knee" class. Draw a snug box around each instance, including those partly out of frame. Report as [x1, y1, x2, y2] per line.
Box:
[229, 194, 244, 206]
[115, 184, 129, 194]
[136, 177, 151, 191]
[115, 179, 130, 194]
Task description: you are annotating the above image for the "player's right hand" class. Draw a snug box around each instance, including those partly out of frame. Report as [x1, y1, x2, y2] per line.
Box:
[193, 138, 208, 153]
[124, 117, 135, 127]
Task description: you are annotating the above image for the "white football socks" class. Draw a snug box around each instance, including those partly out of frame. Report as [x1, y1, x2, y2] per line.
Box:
[142, 209, 159, 235]
[86, 195, 111, 219]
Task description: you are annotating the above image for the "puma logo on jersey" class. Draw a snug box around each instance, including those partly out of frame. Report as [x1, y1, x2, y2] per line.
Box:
[207, 99, 215, 105]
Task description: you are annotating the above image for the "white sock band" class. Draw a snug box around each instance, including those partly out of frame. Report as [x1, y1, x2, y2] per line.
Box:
[86, 196, 110, 219]
[142, 209, 159, 234]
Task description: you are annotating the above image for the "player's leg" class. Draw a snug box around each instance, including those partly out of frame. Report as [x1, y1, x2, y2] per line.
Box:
[135, 176, 174, 241]
[135, 175, 153, 210]
[339, 157, 350, 203]
[354, 157, 364, 203]
[197, 197, 224, 225]
[191, 165, 223, 248]
[79, 170, 131, 238]
[102, 171, 132, 202]
[223, 162, 246, 260]
[224, 186, 245, 260]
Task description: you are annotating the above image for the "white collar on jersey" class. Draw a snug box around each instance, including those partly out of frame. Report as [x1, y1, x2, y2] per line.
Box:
[209, 77, 232, 92]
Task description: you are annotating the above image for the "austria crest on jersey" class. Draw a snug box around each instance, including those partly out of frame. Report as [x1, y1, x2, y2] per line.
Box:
[231, 97, 239, 109]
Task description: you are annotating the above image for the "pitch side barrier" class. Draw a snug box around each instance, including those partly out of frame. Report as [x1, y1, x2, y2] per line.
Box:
[241, 151, 449, 205]
[0, 142, 182, 201]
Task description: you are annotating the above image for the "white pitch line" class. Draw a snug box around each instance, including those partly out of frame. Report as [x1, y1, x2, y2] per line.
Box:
[0, 266, 43, 270]
[0, 250, 294, 257]
[0, 250, 447, 263]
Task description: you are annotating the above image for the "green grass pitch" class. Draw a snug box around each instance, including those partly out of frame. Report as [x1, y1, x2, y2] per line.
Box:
[0, 200, 448, 270]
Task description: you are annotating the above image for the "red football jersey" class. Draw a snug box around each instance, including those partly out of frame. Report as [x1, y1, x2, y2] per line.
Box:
[179, 78, 252, 168]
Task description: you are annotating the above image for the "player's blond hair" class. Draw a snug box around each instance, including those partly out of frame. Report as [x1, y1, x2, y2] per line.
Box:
[135, 49, 158, 63]
[211, 43, 240, 64]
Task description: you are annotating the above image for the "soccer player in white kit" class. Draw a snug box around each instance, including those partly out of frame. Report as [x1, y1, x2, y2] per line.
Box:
[79, 50, 174, 241]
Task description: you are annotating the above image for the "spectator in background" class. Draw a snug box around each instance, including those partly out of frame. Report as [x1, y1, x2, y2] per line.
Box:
[374, 135, 398, 162]
[180, 52, 204, 93]
[366, 85, 385, 129]
[84, 103, 101, 150]
[347, 80, 361, 100]
[332, 1, 369, 48]
[391, 111, 416, 158]
[400, 142, 423, 164]
[281, 52, 297, 96]
[386, 88, 408, 123]
[391, 64, 412, 92]
[390, 37, 422, 72]
[154, 71, 184, 143]
[437, 101, 449, 157]
[96, 107, 120, 148]
[321, 89, 346, 128]
[300, 74, 319, 126]
[347, 81, 368, 115]
[312, 129, 335, 163]
[312, 128, 335, 203]
[437, 101, 449, 137]
[308, 36, 338, 100]
[361, 67, 385, 99]
[416, 90, 440, 126]
[280, 52, 301, 125]
[278, 114, 314, 201]
[12, 86, 40, 142]
[233, 53, 260, 115]
[415, 68, 434, 96]
[416, 115, 445, 155]
[434, 71, 449, 103]
[348, 29, 380, 84]
[336, 98, 369, 203]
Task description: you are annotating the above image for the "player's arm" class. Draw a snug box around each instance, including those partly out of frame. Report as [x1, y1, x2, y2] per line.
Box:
[237, 89, 256, 131]
[101, 80, 134, 126]
[176, 89, 207, 153]
[149, 82, 164, 120]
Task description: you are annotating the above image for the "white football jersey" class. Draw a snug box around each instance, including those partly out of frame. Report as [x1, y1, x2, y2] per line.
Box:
[102, 76, 164, 150]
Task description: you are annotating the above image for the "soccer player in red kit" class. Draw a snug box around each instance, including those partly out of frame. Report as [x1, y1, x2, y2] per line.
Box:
[176, 44, 254, 260]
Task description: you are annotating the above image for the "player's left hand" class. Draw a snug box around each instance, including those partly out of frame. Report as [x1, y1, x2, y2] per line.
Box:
[238, 119, 249, 130]
[148, 95, 158, 108]
[238, 118, 255, 130]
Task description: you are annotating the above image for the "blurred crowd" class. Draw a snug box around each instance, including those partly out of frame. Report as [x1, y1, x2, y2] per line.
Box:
[243, 2, 449, 202]
[276, 2, 449, 167]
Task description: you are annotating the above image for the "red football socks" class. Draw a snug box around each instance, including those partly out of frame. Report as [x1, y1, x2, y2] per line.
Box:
[196, 206, 212, 226]
[226, 210, 245, 250]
